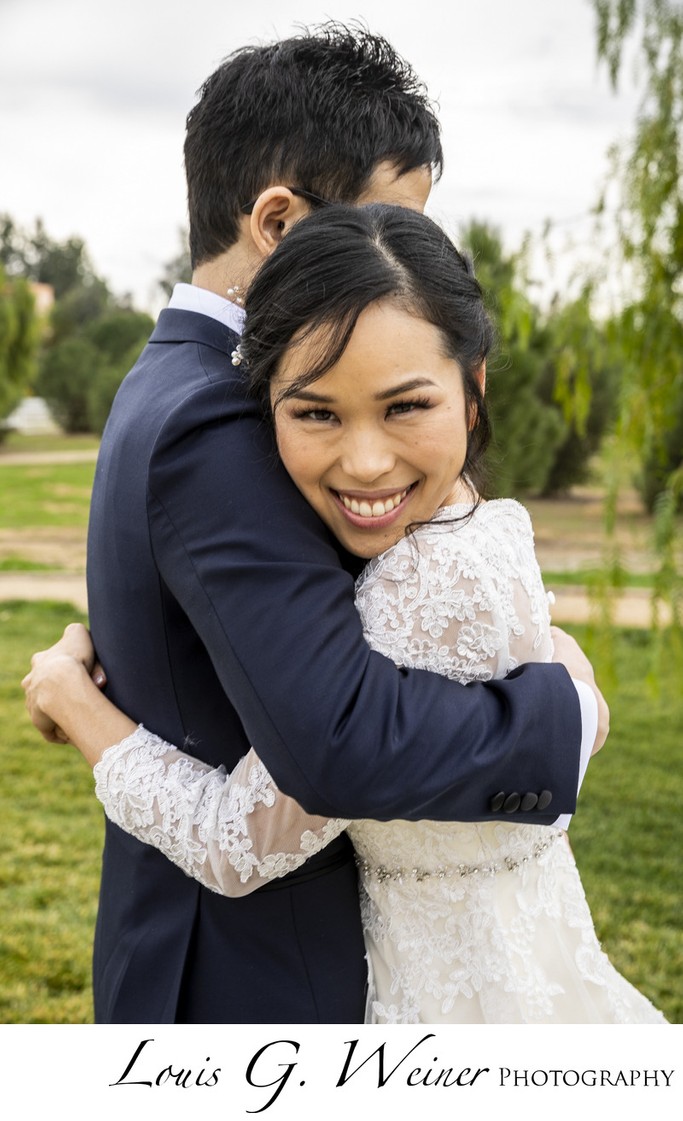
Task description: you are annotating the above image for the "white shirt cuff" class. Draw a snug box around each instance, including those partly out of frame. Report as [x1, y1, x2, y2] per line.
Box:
[553, 678, 597, 830]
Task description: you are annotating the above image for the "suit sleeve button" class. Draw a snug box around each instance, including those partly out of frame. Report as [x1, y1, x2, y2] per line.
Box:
[490, 791, 506, 812]
[503, 792, 521, 813]
[521, 792, 539, 812]
[537, 789, 553, 811]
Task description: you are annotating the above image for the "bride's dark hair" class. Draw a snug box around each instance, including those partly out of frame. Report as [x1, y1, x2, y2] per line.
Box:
[242, 204, 495, 493]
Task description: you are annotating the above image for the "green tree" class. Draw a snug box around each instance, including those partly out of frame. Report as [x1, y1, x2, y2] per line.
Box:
[0, 215, 96, 299]
[85, 309, 154, 364]
[590, 0, 683, 622]
[592, 0, 683, 503]
[0, 266, 39, 434]
[49, 279, 112, 345]
[463, 220, 597, 496]
[36, 309, 153, 434]
[37, 336, 104, 433]
[85, 310, 154, 433]
[1, 215, 157, 433]
[538, 285, 619, 494]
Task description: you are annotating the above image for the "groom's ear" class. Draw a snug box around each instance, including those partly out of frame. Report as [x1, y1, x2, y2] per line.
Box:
[248, 187, 311, 257]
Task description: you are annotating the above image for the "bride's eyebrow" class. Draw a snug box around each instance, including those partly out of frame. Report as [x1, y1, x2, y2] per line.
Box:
[375, 378, 436, 400]
[288, 377, 437, 404]
[289, 388, 335, 403]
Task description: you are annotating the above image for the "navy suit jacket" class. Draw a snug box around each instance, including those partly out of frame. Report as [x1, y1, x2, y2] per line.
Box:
[86, 307, 582, 1023]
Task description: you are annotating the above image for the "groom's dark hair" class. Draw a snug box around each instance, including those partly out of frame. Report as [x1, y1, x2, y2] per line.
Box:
[184, 22, 443, 267]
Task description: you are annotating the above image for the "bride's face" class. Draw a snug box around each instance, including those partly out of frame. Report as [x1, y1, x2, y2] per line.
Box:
[271, 301, 483, 559]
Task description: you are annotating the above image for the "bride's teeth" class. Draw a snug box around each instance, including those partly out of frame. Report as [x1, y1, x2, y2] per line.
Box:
[338, 485, 412, 518]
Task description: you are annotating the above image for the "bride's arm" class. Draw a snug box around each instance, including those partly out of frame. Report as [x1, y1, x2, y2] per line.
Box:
[22, 628, 346, 897]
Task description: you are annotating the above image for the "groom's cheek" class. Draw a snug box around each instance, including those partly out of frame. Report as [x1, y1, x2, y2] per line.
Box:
[245, 1039, 302, 1111]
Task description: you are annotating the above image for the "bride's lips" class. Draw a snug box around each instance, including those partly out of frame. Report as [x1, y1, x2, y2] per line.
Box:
[330, 482, 418, 529]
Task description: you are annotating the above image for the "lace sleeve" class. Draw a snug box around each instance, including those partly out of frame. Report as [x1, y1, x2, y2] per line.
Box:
[354, 502, 553, 682]
[93, 727, 348, 896]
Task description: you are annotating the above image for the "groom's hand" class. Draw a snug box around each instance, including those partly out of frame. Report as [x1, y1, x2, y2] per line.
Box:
[550, 626, 609, 755]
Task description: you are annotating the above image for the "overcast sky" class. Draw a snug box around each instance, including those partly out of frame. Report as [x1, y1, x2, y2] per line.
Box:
[1, 0, 641, 312]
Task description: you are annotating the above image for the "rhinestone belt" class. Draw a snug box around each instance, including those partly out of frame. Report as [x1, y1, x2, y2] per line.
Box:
[356, 831, 562, 884]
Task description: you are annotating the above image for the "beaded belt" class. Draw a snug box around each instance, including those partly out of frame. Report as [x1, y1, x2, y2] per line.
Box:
[356, 830, 562, 884]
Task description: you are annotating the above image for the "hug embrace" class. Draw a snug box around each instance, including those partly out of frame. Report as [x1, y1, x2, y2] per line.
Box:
[23, 23, 665, 1026]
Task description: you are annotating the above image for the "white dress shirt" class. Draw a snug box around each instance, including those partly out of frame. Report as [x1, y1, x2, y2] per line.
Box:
[168, 282, 246, 333]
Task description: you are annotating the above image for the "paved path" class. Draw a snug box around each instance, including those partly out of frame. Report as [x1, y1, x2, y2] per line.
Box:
[547, 586, 670, 628]
[0, 449, 98, 467]
[0, 572, 89, 611]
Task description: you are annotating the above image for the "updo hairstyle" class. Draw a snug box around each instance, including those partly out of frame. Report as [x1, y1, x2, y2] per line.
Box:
[242, 204, 495, 494]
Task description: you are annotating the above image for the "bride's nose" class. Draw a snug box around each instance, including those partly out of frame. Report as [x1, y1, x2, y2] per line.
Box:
[338, 426, 396, 483]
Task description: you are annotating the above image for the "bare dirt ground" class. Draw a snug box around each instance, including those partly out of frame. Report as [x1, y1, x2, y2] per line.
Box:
[0, 451, 671, 625]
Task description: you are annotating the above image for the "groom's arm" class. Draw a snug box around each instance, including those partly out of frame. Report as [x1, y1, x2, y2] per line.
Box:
[148, 377, 601, 824]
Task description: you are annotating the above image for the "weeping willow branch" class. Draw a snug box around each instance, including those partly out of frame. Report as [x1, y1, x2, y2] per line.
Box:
[589, 0, 682, 645]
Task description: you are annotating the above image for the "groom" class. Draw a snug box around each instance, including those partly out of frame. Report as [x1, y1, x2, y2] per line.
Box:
[78, 25, 606, 1023]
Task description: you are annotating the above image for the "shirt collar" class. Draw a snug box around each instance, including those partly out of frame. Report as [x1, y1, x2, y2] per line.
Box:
[167, 283, 245, 335]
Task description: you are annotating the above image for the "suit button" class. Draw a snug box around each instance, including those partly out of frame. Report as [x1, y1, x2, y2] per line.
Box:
[537, 789, 553, 811]
[503, 792, 521, 813]
[490, 791, 506, 812]
[521, 792, 539, 812]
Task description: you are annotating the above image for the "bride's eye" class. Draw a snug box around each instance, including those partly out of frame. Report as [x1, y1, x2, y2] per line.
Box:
[292, 407, 337, 423]
[386, 396, 433, 417]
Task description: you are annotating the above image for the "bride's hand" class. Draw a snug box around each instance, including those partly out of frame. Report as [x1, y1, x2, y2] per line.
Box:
[549, 625, 609, 755]
[22, 623, 105, 744]
[23, 623, 136, 767]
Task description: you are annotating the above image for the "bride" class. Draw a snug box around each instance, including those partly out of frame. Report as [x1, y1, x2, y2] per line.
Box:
[23, 204, 666, 1024]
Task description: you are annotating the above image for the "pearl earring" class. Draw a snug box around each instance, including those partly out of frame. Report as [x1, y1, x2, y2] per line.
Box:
[226, 285, 244, 306]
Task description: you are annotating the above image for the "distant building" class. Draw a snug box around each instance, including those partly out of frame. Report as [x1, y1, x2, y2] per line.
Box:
[6, 396, 61, 435]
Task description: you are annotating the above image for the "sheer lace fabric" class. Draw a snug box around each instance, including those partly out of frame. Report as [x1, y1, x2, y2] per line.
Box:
[95, 736, 346, 897]
[93, 499, 666, 1023]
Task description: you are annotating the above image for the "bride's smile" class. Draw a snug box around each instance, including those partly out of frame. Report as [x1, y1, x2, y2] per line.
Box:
[271, 300, 484, 558]
[331, 481, 417, 525]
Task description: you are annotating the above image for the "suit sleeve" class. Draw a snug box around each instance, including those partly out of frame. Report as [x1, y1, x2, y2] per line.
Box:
[147, 379, 582, 823]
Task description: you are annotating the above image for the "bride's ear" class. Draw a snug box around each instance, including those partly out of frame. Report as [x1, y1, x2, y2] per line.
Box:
[248, 187, 311, 258]
[468, 360, 487, 430]
[476, 359, 486, 397]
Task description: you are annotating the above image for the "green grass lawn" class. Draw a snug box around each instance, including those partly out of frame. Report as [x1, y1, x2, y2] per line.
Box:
[0, 601, 681, 1023]
[0, 463, 95, 530]
[0, 601, 100, 1023]
[567, 624, 682, 1023]
[0, 558, 57, 571]
[542, 568, 657, 588]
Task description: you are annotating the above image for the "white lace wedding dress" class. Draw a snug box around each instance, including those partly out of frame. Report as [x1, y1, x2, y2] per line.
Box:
[93, 499, 666, 1023]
